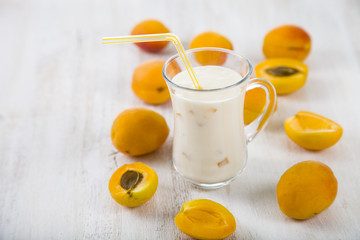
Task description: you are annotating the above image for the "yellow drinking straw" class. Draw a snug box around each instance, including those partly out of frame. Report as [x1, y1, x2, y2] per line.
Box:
[102, 33, 201, 89]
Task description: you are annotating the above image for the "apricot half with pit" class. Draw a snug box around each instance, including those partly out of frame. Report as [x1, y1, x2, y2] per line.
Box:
[111, 108, 169, 156]
[189, 31, 233, 65]
[109, 162, 158, 207]
[284, 111, 343, 150]
[131, 19, 170, 53]
[263, 25, 311, 61]
[255, 58, 308, 95]
[175, 199, 236, 240]
[132, 59, 170, 104]
[277, 160, 338, 220]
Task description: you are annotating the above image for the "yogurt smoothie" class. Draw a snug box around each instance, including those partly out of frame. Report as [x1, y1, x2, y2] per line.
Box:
[170, 65, 247, 185]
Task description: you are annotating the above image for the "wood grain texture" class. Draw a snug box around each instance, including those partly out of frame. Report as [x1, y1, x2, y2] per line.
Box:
[1, 0, 360, 239]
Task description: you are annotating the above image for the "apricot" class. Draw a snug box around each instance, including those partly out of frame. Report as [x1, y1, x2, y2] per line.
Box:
[263, 25, 311, 61]
[109, 162, 158, 207]
[175, 199, 236, 240]
[111, 108, 169, 156]
[255, 58, 308, 95]
[131, 19, 170, 53]
[284, 111, 343, 150]
[244, 88, 267, 125]
[132, 60, 170, 104]
[277, 161, 338, 220]
[189, 31, 233, 65]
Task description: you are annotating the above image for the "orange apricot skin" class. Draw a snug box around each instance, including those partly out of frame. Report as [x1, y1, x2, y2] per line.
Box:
[132, 60, 170, 104]
[189, 31, 233, 65]
[284, 111, 343, 150]
[131, 19, 170, 53]
[109, 162, 158, 207]
[111, 108, 169, 156]
[190, 31, 233, 50]
[175, 199, 236, 240]
[263, 25, 311, 61]
[244, 87, 267, 125]
[277, 161, 338, 220]
[244, 81, 278, 125]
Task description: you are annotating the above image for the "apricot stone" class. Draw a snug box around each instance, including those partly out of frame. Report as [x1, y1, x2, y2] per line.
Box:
[263, 25, 311, 61]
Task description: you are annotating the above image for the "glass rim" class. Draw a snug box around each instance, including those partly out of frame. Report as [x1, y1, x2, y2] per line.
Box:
[162, 47, 253, 92]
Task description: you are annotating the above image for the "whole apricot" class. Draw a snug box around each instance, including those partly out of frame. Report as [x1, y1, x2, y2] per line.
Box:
[255, 58, 308, 94]
[132, 60, 170, 104]
[131, 19, 170, 53]
[175, 199, 236, 240]
[284, 111, 343, 150]
[189, 31, 233, 65]
[109, 162, 158, 207]
[277, 161, 338, 220]
[263, 25, 311, 61]
[111, 108, 169, 156]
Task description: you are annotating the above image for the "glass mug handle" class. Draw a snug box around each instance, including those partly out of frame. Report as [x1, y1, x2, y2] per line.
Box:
[244, 78, 277, 143]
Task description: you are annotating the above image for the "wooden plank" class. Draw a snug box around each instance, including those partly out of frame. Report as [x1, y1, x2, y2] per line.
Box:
[0, 0, 360, 239]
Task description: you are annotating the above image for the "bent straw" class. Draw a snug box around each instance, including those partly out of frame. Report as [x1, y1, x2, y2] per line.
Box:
[102, 33, 201, 89]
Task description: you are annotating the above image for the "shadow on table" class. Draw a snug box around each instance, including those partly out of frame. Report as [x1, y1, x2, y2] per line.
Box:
[228, 168, 284, 222]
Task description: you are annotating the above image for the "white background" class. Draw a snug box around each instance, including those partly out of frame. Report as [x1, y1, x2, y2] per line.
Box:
[1, 0, 360, 239]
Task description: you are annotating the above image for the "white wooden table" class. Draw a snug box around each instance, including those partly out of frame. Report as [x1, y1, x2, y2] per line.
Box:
[1, 0, 360, 239]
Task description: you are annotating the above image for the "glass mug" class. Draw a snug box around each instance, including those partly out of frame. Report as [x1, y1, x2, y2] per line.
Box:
[162, 48, 277, 189]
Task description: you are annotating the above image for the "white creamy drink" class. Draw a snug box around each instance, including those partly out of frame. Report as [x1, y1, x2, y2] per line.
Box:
[170, 65, 247, 184]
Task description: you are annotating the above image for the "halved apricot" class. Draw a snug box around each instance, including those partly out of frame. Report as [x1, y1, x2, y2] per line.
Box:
[131, 19, 170, 53]
[132, 60, 170, 104]
[277, 160, 338, 220]
[109, 162, 158, 207]
[244, 88, 267, 125]
[263, 25, 311, 61]
[244, 85, 278, 125]
[284, 111, 343, 150]
[175, 199, 236, 240]
[189, 31, 233, 65]
[255, 58, 308, 95]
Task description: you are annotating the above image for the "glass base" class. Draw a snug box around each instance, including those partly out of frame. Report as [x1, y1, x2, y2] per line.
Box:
[173, 163, 243, 189]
